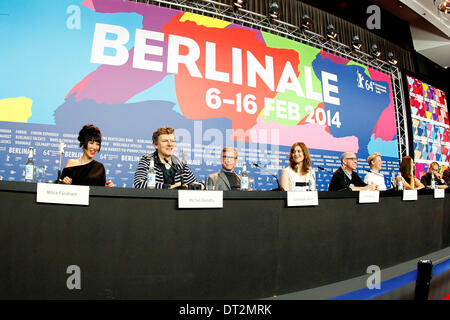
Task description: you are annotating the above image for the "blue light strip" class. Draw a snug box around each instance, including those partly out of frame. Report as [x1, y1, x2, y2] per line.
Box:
[329, 258, 450, 300]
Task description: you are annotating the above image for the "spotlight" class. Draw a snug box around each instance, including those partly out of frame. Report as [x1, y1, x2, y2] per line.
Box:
[437, 0, 450, 14]
[351, 35, 362, 50]
[370, 44, 381, 57]
[232, 0, 246, 10]
[300, 14, 312, 30]
[326, 24, 337, 40]
[387, 51, 398, 65]
[268, 1, 280, 20]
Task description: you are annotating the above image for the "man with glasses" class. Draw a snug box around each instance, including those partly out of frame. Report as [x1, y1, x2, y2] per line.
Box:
[420, 162, 448, 189]
[328, 151, 378, 191]
[207, 147, 241, 190]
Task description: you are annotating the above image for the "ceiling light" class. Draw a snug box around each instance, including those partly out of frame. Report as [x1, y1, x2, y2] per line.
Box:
[300, 14, 312, 30]
[387, 51, 398, 65]
[371, 44, 381, 57]
[326, 24, 337, 40]
[268, 1, 280, 20]
[436, 0, 450, 14]
[232, 0, 246, 11]
[352, 35, 362, 50]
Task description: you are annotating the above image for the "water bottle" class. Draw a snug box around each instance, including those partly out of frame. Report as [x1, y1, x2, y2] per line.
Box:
[205, 176, 215, 190]
[24, 147, 35, 182]
[308, 169, 316, 191]
[430, 174, 436, 189]
[147, 157, 156, 189]
[241, 163, 249, 191]
[390, 169, 397, 190]
[397, 177, 403, 190]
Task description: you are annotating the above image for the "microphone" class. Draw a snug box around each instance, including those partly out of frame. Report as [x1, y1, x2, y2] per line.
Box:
[365, 169, 384, 177]
[163, 158, 182, 173]
[432, 172, 442, 184]
[163, 157, 186, 189]
[390, 168, 397, 190]
[252, 162, 281, 191]
[318, 166, 333, 174]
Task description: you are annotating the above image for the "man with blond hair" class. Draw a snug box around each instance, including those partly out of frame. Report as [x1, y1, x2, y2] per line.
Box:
[134, 126, 202, 189]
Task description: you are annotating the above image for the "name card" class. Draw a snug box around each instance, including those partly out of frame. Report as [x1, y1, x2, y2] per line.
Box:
[178, 190, 223, 208]
[36, 183, 89, 206]
[359, 190, 380, 203]
[402, 189, 418, 201]
[287, 191, 319, 207]
[434, 189, 445, 199]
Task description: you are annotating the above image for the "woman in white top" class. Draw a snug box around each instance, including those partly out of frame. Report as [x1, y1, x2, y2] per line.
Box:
[280, 142, 316, 191]
[364, 152, 387, 191]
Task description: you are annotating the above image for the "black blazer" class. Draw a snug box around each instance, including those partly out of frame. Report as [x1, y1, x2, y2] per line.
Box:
[328, 167, 367, 191]
[420, 172, 446, 187]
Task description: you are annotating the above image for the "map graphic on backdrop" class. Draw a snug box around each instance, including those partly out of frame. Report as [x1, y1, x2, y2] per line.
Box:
[0, 0, 399, 189]
[406, 75, 449, 178]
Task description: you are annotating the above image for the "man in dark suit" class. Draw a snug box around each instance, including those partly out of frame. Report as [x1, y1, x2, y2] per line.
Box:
[328, 151, 378, 191]
[420, 162, 448, 189]
[207, 147, 241, 190]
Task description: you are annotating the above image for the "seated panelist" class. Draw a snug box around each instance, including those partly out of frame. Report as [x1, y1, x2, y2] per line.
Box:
[328, 152, 378, 191]
[207, 147, 241, 191]
[420, 162, 448, 189]
[396, 156, 424, 190]
[134, 126, 203, 189]
[443, 166, 450, 186]
[280, 142, 315, 191]
[60, 124, 114, 187]
[364, 152, 387, 191]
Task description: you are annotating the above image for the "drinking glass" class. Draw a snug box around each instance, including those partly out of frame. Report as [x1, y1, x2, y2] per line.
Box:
[35, 166, 47, 183]
[205, 176, 215, 190]
[248, 178, 255, 191]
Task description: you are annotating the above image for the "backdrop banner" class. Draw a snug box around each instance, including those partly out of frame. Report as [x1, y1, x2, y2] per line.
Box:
[0, 0, 400, 189]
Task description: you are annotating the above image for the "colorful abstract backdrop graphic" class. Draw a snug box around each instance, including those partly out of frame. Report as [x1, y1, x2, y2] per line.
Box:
[407, 75, 449, 178]
[0, 0, 400, 189]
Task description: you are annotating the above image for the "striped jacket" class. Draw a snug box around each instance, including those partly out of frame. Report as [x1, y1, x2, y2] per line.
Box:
[134, 152, 198, 189]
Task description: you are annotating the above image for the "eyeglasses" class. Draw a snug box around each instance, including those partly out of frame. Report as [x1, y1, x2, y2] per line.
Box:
[345, 157, 358, 161]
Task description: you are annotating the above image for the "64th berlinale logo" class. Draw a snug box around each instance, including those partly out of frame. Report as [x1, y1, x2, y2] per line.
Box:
[356, 70, 375, 92]
[357, 70, 365, 89]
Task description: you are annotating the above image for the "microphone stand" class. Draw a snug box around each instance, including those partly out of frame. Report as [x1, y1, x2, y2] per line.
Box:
[180, 151, 186, 187]
[365, 169, 384, 177]
[56, 141, 66, 183]
[317, 166, 334, 174]
[252, 162, 282, 191]
[389, 168, 397, 191]
[164, 158, 187, 190]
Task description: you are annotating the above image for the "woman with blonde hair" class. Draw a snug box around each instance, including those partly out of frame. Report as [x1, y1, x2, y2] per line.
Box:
[280, 142, 316, 191]
[364, 152, 387, 190]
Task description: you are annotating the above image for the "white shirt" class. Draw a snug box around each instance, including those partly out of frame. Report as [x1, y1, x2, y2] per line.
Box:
[364, 170, 387, 191]
[284, 166, 316, 191]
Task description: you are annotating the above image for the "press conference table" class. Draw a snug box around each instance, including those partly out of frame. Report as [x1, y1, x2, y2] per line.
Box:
[0, 180, 448, 299]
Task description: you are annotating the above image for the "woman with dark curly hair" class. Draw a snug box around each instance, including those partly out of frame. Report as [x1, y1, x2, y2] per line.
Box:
[60, 124, 114, 187]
